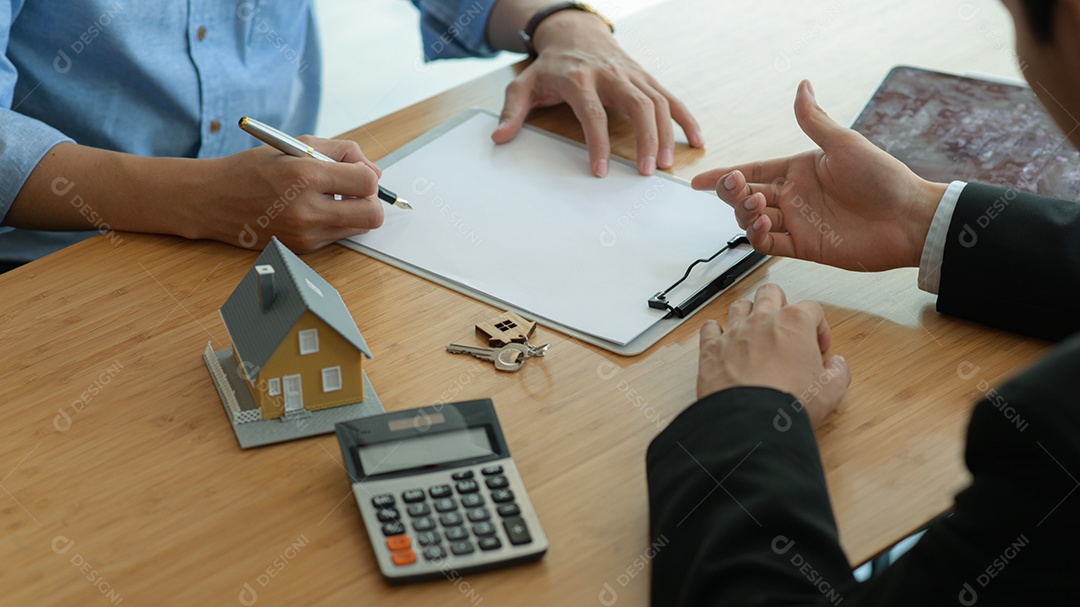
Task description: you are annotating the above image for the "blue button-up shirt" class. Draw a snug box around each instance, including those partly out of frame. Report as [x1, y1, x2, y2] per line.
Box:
[0, 0, 497, 263]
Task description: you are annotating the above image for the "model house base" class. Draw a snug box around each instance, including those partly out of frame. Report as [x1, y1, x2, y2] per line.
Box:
[204, 344, 384, 448]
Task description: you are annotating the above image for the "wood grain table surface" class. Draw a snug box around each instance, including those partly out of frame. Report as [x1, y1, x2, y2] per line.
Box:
[0, 1, 1049, 604]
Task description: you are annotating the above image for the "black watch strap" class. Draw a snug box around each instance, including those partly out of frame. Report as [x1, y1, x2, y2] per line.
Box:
[519, 2, 614, 58]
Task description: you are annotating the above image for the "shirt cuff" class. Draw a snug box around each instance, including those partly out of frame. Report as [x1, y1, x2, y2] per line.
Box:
[918, 181, 967, 294]
[0, 109, 75, 222]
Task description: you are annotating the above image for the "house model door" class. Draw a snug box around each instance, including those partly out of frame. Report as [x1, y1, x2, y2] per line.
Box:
[283, 374, 304, 413]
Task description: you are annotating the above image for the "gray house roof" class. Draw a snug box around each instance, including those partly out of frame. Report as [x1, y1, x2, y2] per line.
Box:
[220, 237, 372, 381]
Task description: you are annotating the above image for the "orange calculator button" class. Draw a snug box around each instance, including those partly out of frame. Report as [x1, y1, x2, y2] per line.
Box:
[386, 535, 411, 551]
[391, 549, 417, 566]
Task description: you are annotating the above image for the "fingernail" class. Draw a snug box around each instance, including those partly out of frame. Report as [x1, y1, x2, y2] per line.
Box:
[807, 81, 817, 98]
[497, 119, 508, 130]
[594, 159, 609, 177]
[722, 172, 737, 191]
[659, 148, 674, 169]
[743, 195, 757, 210]
[753, 215, 766, 231]
[641, 156, 656, 175]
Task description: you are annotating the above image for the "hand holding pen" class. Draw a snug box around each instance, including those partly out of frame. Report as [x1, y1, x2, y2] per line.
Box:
[239, 116, 412, 210]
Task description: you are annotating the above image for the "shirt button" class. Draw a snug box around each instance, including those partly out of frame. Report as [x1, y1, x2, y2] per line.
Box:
[209, 120, 221, 134]
[197, 26, 207, 41]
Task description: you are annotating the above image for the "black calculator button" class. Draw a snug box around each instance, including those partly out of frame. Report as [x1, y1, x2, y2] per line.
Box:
[502, 517, 533, 545]
[478, 537, 502, 551]
[466, 507, 490, 522]
[376, 508, 400, 522]
[460, 493, 484, 508]
[450, 541, 475, 556]
[496, 503, 521, 517]
[412, 517, 436, 532]
[416, 531, 441, 546]
[485, 475, 509, 490]
[455, 480, 479, 494]
[472, 521, 496, 537]
[433, 498, 457, 513]
[381, 521, 406, 536]
[491, 489, 515, 503]
[439, 512, 464, 527]
[451, 470, 475, 481]
[406, 503, 431, 517]
[429, 484, 453, 499]
[371, 494, 395, 508]
[481, 465, 503, 476]
[444, 526, 469, 541]
[423, 545, 447, 561]
[402, 489, 426, 503]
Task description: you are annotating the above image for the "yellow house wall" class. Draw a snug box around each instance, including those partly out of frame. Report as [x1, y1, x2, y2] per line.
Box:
[249, 312, 365, 420]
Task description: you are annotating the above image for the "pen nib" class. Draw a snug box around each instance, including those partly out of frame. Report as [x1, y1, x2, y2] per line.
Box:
[395, 198, 414, 210]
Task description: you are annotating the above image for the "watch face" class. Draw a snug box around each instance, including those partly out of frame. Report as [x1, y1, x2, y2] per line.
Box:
[573, 3, 614, 30]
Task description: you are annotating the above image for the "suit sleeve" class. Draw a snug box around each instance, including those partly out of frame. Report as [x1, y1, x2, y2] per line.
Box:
[844, 334, 1080, 606]
[648, 341, 1080, 607]
[646, 388, 855, 606]
[938, 183, 1080, 341]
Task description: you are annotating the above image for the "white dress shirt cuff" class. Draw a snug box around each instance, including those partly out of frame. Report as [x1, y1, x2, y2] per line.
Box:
[917, 181, 967, 294]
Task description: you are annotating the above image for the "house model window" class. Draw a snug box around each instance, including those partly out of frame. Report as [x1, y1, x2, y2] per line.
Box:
[322, 366, 342, 392]
[267, 378, 282, 396]
[299, 329, 319, 354]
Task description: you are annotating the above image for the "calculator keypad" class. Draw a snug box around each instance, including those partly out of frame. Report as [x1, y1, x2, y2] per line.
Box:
[376, 464, 536, 569]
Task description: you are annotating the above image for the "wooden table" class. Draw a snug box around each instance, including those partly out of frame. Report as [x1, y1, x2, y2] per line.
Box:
[0, 1, 1050, 604]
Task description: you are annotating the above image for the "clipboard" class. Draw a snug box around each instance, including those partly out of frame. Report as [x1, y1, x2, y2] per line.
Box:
[339, 109, 767, 356]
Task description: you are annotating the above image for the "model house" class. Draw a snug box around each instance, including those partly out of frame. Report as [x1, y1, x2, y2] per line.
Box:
[217, 237, 372, 422]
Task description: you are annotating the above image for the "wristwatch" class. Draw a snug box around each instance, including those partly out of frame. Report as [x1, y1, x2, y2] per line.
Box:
[519, 1, 615, 57]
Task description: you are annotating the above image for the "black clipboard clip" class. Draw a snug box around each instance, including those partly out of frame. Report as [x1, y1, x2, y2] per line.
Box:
[648, 235, 766, 319]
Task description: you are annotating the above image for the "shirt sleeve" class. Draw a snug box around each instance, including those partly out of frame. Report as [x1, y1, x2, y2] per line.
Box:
[0, 2, 74, 224]
[409, 0, 500, 60]
[917, 181, 967, 294]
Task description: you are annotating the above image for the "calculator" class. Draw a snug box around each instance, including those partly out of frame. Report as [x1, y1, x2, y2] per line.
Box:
[335, 399, 548, 583]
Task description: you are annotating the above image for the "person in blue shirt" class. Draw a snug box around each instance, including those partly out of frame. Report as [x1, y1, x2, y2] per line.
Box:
[0, 1, 703, 269]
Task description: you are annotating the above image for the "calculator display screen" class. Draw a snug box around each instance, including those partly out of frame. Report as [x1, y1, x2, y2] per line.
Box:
[358, 427, 495, 476]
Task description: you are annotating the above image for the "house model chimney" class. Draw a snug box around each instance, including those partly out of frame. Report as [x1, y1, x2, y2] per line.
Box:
[255, 265, 276, 313]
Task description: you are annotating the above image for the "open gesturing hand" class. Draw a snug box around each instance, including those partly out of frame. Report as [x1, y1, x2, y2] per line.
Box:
[693, 81, 947, 272]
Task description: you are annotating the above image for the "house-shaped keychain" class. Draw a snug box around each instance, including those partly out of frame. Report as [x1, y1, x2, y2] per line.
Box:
[204, 237, 383, 447]
[475, 311, 537, 347]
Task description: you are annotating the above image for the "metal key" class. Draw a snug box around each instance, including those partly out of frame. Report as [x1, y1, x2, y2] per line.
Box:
[446, 343, 528, 372]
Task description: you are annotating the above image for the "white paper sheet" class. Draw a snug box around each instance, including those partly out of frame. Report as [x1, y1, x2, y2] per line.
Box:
[348, 112, 747, 346]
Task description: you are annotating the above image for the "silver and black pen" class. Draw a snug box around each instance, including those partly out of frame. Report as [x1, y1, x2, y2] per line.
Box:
[238, 116, 412, 210]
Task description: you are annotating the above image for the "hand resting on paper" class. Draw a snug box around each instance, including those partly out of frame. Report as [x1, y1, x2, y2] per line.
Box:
[691, 81, 949, 272]
[696, 283, 849, 427]
[490, 10, 704, 178]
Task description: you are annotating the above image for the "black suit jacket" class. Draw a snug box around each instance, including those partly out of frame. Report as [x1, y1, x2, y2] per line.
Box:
[647, 184, 1080, 606]
[938, 183, 1080, 340]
